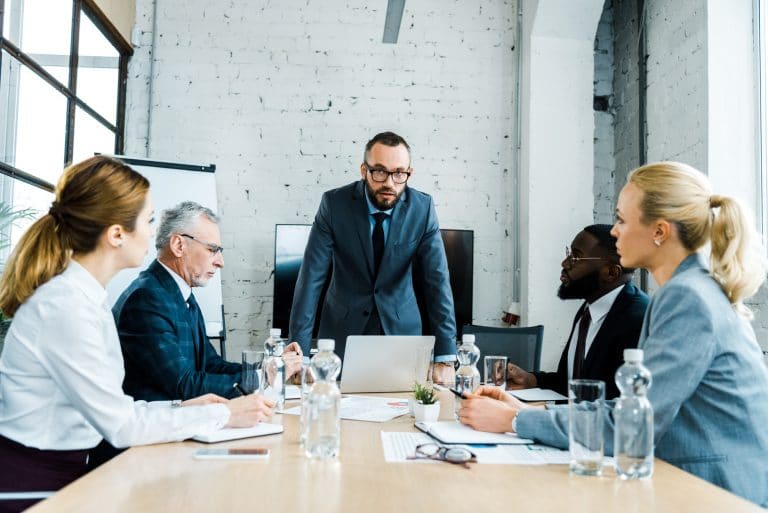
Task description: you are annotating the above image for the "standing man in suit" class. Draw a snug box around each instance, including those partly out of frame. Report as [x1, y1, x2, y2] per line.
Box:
[504, 224, 649, 399]
[289, 131, 457, 383]
[114, 201, 302, 402]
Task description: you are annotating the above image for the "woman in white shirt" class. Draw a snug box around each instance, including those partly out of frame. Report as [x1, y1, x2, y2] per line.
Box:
[0, 156, 273, 511]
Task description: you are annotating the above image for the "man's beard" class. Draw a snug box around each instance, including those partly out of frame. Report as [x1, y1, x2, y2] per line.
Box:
[365, 180, 403, 210]
[557, 269, 601, 300]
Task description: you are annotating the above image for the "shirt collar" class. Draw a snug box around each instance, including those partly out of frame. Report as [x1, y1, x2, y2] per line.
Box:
[64, 259, 109, 308]
[585, 283, 625, 323]
[158, 260, 192, 302]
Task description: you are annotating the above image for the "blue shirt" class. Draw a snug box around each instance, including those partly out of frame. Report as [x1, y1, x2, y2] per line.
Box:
[365, 188, 401, 243]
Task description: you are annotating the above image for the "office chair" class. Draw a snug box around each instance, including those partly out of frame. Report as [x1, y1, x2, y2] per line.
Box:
[462, 324, 544, 373]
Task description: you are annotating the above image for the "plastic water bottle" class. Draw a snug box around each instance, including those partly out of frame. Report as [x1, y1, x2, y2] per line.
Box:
[614, 348, 654, 479]
[262, 328, 285, 411]
[454, 334, 481, 418]
[304, 338, 341, 460]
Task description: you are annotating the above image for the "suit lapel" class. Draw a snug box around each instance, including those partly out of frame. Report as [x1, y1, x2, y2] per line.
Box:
[149, 260, 205, 368]
[352, 181, 375, 279]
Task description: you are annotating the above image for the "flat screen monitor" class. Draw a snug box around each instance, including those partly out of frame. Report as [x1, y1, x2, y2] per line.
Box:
[273, 224, 473, 340]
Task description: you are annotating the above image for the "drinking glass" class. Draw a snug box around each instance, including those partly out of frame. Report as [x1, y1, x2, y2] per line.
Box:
[568, 379, 605, 476]
[483, 355, 507, 387]
[241, 350, 265, 394]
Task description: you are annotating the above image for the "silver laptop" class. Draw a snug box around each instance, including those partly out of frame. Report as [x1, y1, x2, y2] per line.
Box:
[340, 335, 436, 393]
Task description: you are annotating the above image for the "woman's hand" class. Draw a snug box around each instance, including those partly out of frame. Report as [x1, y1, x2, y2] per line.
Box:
[181, 393, 228, 407]
[224, 394, 275, 428]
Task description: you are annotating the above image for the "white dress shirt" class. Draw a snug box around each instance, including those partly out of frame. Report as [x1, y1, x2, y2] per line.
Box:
[566, 284, 625, 381]
[159, 260, 192, 303]
[0, 260, 229, 450]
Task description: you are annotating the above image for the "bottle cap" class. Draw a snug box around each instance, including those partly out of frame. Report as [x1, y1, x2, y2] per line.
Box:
[317, 339, 335, 351]
[269, 328, 282, 337]
[624, 348, 643, 363]
[461, 334, 475, 344]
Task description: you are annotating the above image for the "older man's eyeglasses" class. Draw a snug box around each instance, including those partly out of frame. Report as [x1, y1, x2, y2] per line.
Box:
[181, 234, 224, 256]
[564, 246, 608, 266]
[407, 443, 477, 468]
[363, 162, 411, 184]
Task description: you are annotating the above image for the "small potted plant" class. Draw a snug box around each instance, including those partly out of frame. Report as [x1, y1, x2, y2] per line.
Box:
[412, 382, 440, 423]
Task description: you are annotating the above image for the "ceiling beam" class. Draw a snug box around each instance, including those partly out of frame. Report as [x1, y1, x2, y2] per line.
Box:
[382, 0, 405, 44]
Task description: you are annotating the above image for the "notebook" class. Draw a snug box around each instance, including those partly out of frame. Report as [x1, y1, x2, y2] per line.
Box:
[340, 335, 435, 393]
[192, 422, 283, 443]
[415, 421, 533, 445]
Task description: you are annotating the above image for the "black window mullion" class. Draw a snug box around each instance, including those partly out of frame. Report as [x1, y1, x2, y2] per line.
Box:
[115, 53, 127, 154]
[64, 0, 81, 165]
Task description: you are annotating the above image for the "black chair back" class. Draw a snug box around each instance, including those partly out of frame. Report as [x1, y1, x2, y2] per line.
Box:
[462, 324, 544, 373]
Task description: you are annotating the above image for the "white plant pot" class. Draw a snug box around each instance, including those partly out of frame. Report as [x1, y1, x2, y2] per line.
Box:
[413, 401, 440, 423]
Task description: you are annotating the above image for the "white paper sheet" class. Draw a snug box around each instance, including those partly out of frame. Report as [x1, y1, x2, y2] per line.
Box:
[380, 432, 570, 465]
[281, 396, 409, 422]
[508, 388, 567, 402]
[285, 385, 301, 400]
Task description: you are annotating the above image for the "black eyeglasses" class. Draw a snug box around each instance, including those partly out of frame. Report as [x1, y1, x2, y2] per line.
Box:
[363, 162, 412, 184]
[181, 234, 224, 256]
[564, 246, 608, 267]
[407, 443, 477, 468]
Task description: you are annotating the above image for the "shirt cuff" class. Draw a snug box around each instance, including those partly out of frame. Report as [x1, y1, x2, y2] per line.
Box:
[434, 355, 457, 363]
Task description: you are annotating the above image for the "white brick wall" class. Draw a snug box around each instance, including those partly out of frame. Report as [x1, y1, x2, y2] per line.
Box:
[593, 0, 615, 224]
[644, 0, 707, 170]
[608, 0, 768, 348]
[127, 0, 518, 356]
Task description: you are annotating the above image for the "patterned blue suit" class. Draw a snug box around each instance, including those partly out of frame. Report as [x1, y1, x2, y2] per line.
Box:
[113, 260, 240, 401]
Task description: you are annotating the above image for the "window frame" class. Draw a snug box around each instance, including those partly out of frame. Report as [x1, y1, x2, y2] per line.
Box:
[0, 0, 132, 190]
[757, 0, 768, 248]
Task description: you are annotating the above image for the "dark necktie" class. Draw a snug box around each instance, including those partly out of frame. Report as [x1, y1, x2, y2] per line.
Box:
[372, 212, 386, 276]
[186, 293, 205, 368]
[572, 305, 591, 379]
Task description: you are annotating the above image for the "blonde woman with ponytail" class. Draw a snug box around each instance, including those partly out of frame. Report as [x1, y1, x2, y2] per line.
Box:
[0, 157, 273, 512]
[487, 162, 768, 507]
[606, 162, 768, 506]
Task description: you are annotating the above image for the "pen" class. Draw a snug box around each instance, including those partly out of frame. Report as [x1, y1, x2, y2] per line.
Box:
[449, 388, 467, 399]
[233, 382, 249, 396]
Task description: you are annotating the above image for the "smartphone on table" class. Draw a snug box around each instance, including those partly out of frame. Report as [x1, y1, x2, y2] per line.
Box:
[193, 448, 270, 460]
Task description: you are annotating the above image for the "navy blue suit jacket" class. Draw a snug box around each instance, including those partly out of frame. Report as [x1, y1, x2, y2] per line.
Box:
[289, 180, 457, 359]
[534, 282, 649, 399]
[113, 260, 240, 401]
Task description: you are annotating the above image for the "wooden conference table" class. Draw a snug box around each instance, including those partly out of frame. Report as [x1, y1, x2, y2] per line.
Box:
[28, 392, 764, 513]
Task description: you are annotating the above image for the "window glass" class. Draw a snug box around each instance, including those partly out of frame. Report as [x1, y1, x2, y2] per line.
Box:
[77, 12, 119, 124]
[6, 0, 73, 59]
[8, 177, 53, 250]
[1, 53, 67, 182]
[72, 107, 116, 164]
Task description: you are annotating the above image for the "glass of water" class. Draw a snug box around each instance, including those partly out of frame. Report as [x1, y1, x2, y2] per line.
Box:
[483, 355, 507, 387]
[568, 379, 605, 476]
[241, 350, 265, 394]
[299, 363, 315, 447]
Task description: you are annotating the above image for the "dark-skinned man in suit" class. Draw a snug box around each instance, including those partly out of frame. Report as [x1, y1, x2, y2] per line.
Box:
[457, 224, 649, 435]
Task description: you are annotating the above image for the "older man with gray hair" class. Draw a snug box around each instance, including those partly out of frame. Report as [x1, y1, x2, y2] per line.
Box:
[114, 201, 301, 402]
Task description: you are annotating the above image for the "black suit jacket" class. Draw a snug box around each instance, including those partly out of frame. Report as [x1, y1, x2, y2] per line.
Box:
[534, 282, 649, 399]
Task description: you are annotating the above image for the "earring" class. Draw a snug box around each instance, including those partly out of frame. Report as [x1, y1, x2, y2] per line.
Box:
[653, 239, 661, 247]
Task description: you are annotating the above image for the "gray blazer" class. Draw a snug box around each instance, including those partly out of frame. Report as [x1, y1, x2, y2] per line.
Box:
[289, 180, 457, 359]
[516, 253, 768, 506]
